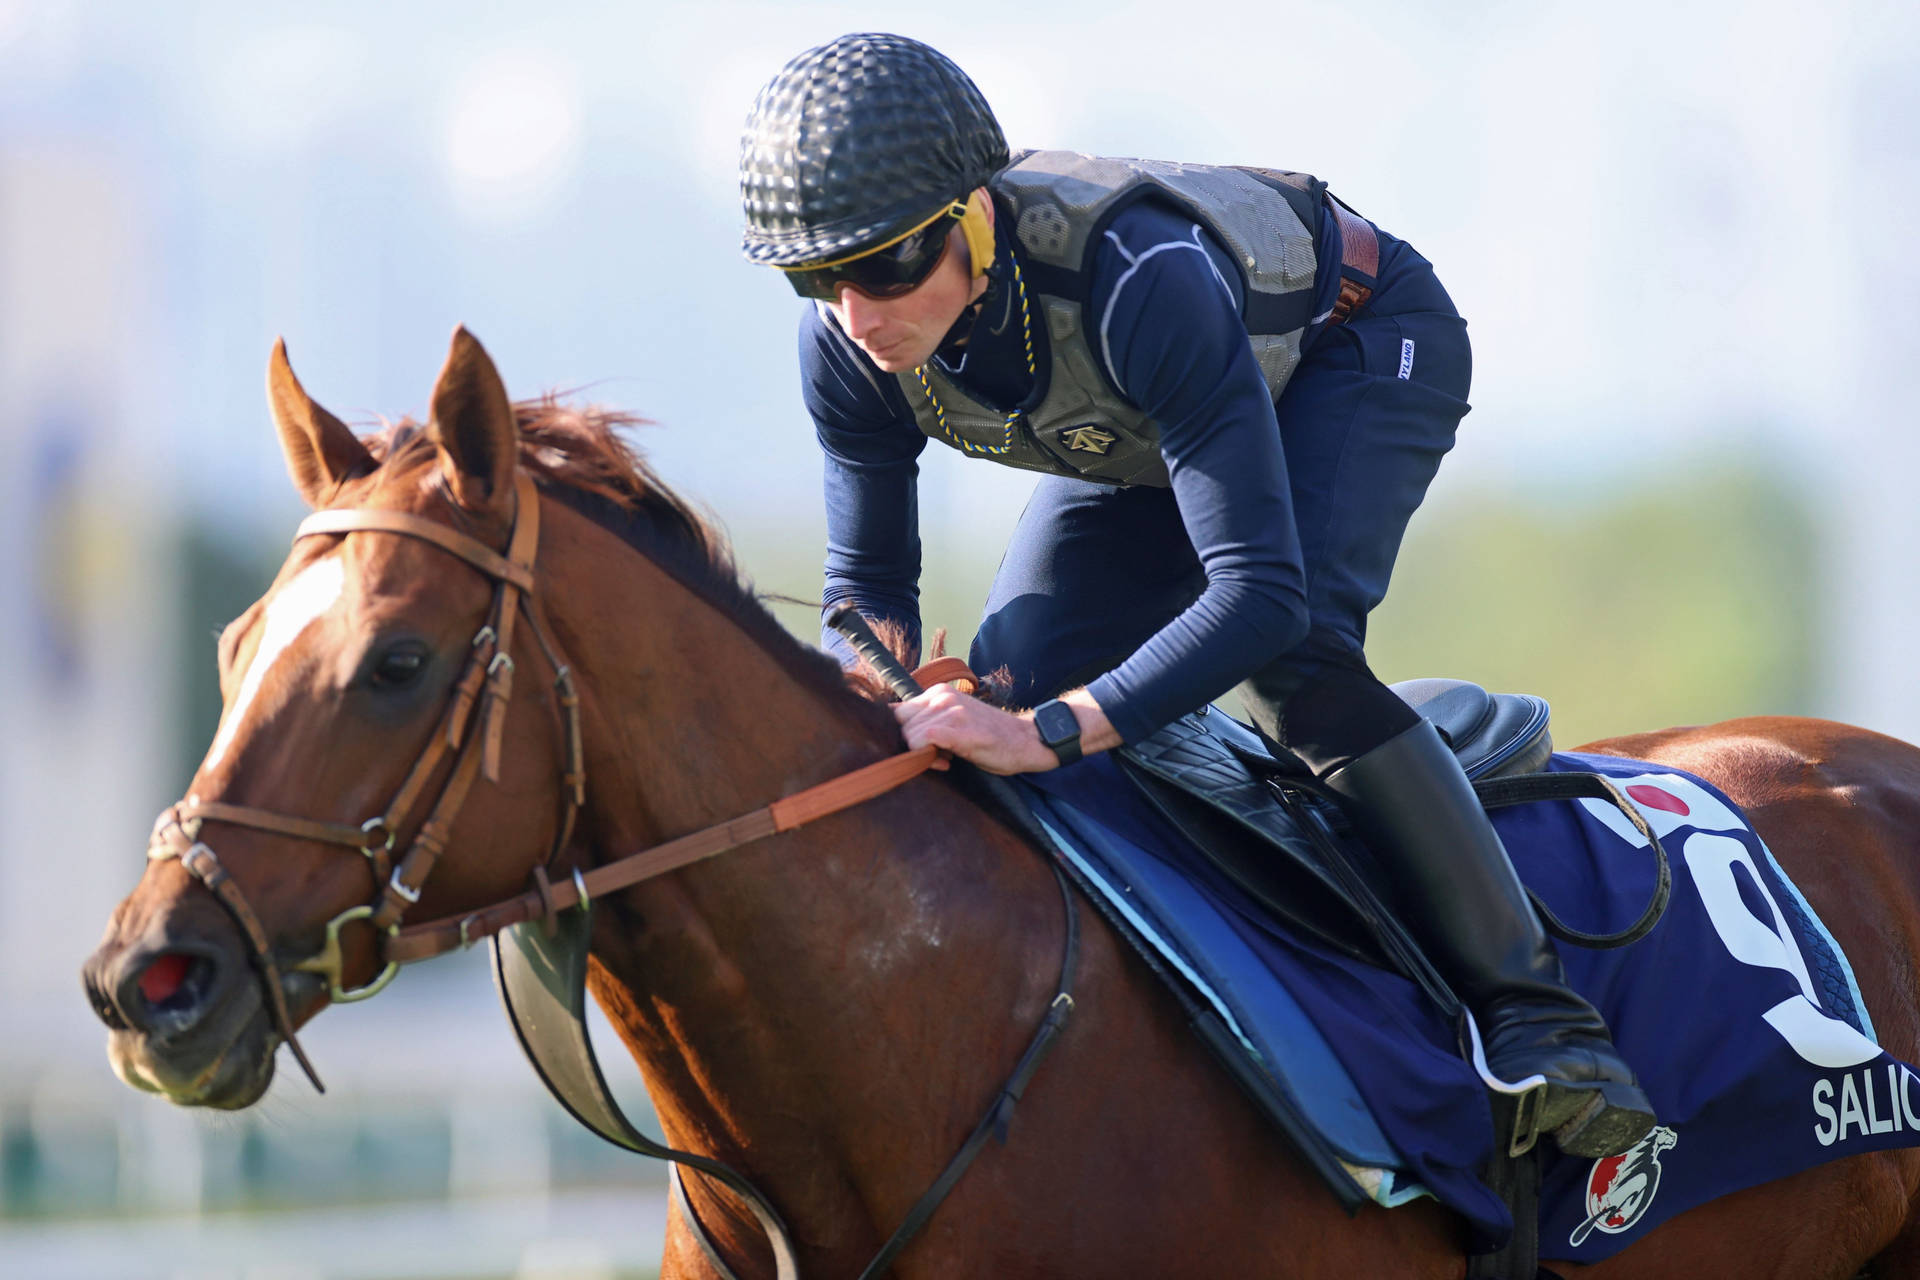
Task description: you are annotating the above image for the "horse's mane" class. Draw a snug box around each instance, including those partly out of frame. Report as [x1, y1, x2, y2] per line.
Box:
[360, 398, 906, 742]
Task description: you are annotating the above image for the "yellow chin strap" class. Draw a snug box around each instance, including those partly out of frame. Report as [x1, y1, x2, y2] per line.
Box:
[958, 189, 995, 278]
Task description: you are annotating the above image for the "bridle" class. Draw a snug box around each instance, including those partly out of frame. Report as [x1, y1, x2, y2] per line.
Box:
[143, 468, 1078, 1279]
[145, 470, 943, 1087]
[146, 471, 577, 1086]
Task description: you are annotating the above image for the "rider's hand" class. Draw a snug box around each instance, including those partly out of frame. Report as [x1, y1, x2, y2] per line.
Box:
[891, 685, 1117, 775]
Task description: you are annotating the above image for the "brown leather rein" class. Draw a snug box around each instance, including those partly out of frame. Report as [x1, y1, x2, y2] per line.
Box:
[146, 471, 941, 1092]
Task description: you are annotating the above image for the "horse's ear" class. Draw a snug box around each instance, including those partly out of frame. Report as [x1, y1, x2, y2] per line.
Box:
[268, 338, 374, 509]
[426, 326, 517, 517]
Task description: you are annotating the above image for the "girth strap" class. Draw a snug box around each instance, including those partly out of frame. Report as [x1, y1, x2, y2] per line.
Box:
[1467, 1093, 1544, 1280]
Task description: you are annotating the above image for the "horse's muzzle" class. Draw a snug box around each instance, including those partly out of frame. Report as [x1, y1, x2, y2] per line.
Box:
[83, 917, 284, 1109]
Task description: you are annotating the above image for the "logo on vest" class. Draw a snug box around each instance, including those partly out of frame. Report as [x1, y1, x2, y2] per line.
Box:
[1059, 424, 1117, 455]
[1570, 1126, 1677, 1246]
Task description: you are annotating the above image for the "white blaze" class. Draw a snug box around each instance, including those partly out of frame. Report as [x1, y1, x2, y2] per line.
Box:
[202, 555, 345, 771]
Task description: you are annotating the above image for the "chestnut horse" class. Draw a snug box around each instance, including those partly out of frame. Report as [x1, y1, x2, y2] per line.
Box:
[84, 330, 1920, 1278]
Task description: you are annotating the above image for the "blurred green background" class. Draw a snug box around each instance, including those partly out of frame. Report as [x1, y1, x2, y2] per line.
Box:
[1368, 459, 1819, 745]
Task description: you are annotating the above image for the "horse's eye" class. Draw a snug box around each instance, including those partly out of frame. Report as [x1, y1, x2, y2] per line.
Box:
[370, 645, 428, 690]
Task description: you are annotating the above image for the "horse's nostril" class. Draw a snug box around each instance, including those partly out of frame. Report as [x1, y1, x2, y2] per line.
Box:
[137, 952, 214, 1015]
[139, 953, 192, 1005]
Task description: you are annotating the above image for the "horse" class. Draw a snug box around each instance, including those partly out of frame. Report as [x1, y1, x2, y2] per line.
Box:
[82, 329, 1920, 1278]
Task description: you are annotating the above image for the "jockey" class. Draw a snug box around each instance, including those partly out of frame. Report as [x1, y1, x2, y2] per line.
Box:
[740, 32, 1655, 1160]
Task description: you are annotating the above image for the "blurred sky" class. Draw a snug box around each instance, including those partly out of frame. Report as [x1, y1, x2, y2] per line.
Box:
[7, 0, 1917, 535]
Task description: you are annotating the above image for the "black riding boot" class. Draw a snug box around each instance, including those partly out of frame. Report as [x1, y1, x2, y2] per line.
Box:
[1322, 719, 1657, 1158]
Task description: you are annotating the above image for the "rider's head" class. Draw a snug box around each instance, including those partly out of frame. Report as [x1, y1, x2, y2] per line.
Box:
[740, 33, 1007, 372]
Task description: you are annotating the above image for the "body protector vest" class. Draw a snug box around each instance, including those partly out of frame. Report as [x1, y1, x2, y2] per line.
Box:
[896, 151, 1325, 488]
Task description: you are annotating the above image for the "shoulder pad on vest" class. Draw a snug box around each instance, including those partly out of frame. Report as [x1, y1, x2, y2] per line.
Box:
[993, 152, 1320, 304]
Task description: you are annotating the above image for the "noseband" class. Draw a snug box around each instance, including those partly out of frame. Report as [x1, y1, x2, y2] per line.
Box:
[147, 471, 585, 1090]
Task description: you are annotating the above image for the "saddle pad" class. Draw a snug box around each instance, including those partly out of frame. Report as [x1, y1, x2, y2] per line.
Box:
[1019, 751, 1919, 1263]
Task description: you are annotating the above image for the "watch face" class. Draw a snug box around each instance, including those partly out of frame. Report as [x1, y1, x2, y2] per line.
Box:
[1035, 700, 1079, 746]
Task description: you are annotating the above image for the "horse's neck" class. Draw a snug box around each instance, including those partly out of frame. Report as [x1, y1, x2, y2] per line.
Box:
[556, 549, 1051, 1262]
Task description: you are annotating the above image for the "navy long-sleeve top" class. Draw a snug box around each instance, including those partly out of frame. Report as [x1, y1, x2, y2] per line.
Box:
[800, 193, 1347, 743]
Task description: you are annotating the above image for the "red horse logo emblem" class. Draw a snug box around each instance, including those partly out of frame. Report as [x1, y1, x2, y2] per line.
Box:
[1571, 1126, 1678, 1246]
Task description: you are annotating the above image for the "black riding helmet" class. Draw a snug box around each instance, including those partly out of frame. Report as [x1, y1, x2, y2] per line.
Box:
[739, 33, 1009, 269]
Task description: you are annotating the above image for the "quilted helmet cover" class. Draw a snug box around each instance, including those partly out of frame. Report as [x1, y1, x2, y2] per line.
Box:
[740, 33, 1008, 267]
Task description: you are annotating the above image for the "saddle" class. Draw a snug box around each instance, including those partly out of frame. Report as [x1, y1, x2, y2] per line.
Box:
[1116, 678, 1552, 1004]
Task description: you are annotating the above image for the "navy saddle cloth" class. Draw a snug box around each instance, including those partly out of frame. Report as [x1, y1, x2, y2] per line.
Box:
[1011, 680, 1912, 1264]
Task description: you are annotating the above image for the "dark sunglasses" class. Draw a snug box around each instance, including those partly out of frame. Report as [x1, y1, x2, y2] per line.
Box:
[779, 202, 965, 302]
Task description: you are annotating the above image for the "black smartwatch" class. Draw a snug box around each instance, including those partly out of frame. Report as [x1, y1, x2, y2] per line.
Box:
[1032, 698, 1083, 767]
